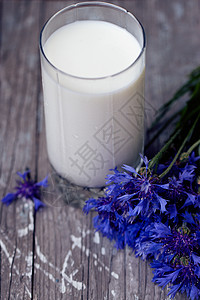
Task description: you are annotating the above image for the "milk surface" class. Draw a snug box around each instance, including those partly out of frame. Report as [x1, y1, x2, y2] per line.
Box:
[44, 21, 141, 78]
[41, 20, 145, 187]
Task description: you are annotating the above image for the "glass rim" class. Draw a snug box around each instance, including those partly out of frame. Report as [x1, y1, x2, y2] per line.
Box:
[39, 1, 146, 81]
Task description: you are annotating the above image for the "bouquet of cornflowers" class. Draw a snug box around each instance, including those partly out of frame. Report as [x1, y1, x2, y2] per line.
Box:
[83, 67, 200, 299]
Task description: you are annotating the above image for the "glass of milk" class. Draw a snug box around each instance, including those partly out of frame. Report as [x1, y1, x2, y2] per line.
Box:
[40, 2, 146, 190]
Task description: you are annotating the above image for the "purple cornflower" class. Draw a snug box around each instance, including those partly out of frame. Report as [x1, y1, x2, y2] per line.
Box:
[1, 170, 48, 212]
[114, 155, 169, 218]
[147, 220, 200, 299]
[83, 195, 142, 249]
[83, 151, 200, 299]
[83, 155, 168, 248]
[159, 167, 199, 221]
[187, 151, 200, 165]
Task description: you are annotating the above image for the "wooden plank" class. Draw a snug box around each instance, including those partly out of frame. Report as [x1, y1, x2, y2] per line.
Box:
[125, 1, 199, 299]
[34, 1, 127, 298]
[144, 0, 200, 152]
[0, 1, 41, 299]
[35, 0, 199, 299]
[33, 2, 87, 300]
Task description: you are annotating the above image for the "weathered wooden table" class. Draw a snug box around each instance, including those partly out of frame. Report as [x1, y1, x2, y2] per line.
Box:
[0, 1, 200, 299]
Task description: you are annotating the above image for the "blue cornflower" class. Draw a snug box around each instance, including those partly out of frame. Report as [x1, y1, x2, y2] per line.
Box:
[147, 220, 200, 299]
[188, 151, 200, 165]
[83, 155, 169, 249]
[83, 150, 200, 299]
[157, 152, 199, 182]
[159, 168, 199, 221]
[152, 258, 200, 299]
[121, 156, 168, 218]
[135, 221, 169, 260]
[1, 170, 48, 212]
[84, 195, 131, 249]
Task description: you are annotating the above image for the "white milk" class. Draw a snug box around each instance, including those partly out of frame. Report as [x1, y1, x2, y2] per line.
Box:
[41, 20, 145, 187]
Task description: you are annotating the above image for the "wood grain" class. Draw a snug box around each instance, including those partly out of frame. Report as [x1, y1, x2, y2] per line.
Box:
[0, 1, 40, 299]
[0, 1, 200, 299]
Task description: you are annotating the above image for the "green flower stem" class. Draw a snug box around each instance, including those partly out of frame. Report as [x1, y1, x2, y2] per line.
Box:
[148, 129, 181, 170]
[145, 111, 181, 149]
[159, 114, 200, 179]
[187, 139, 200, 155]
[148, 67, 200, 156]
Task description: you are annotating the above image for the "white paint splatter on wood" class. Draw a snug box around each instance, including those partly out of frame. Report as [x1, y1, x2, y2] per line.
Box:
[70, 232, 119, 280]
[60, 250, 85, 293]
[0, 239, 13, 265]
[101, 247, 106, 255]
[93, 231, 100, 244]
[35, 263, 56, 283]
[111, 271, 119, 279]
[35, 237, 48, 263]
[0, 239, 20, 275]
[25, 251, 33, 278]
[18, 209, 34, 237]
[1, 227, 118, 296]
[25, 285, 32, 298]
